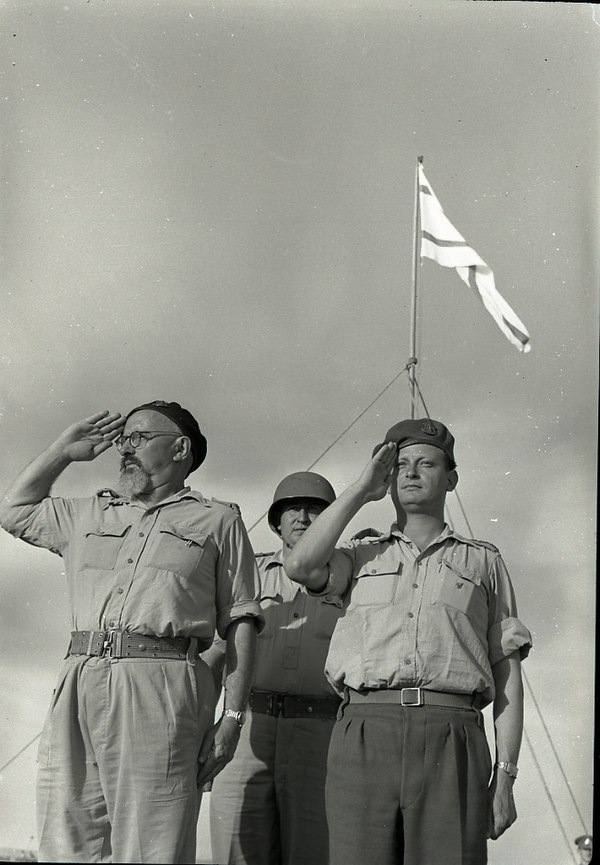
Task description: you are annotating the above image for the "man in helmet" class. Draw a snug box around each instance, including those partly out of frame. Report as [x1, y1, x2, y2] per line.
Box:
[0, 403, 263, 864]
[285, 419, 532, 865]
[205, 471, 345, 865]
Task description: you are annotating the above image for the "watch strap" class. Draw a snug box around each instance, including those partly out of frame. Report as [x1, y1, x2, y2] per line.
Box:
[495, 761, 518, 779]
[223, 708, 245, 727]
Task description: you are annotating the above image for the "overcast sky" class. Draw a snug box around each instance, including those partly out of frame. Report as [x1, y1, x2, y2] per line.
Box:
[0, 2, 597, 862]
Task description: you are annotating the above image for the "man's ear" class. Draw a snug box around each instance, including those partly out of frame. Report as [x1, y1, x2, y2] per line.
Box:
[173, 436, 191, 462]
[447, 469, 458, 492]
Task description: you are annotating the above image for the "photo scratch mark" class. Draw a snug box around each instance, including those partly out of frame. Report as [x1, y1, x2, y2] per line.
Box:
[110, 35, 156, 87]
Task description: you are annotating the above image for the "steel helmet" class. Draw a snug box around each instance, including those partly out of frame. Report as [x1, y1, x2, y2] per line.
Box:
[267, 472, 336, 535]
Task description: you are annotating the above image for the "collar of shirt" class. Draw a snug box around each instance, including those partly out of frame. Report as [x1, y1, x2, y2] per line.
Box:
[257, 547, 309, 603]
[258, 548, 284, 570]
[385, 521, 454, 546]
[96, 486, 211, 513]
[382, 523, 498, 563]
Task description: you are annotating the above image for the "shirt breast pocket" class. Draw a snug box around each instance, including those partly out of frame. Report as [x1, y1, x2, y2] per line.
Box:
[310, 595, 344, 639]
[81, 524, 131, 570]
[257, 592, 281, 640]
[349, 564, 399, 607]
[149, 524, 207, 575]
[433, 561, 484, 617]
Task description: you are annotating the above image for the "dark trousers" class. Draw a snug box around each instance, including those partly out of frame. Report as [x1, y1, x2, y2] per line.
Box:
[326, 703, 491, 865]
[210, 712, 335, 865]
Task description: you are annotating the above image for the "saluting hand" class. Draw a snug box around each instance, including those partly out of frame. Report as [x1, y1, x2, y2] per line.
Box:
[57, 410, 125, 462]
[354, 442, 397, 503]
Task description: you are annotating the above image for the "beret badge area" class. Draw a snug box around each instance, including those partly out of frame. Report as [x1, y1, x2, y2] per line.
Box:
[420, 420, 439, 436]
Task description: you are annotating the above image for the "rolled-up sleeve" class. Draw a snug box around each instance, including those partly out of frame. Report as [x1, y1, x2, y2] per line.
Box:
[215, 515, 264, 638]
[488, 617, 532, 665]
[305, 547, 354, 599]
[487, 552, 532, 665]
[0, 497, 77, 556]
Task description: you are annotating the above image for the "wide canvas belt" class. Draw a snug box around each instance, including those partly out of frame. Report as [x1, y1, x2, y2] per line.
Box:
[69, 629, 190, 660]
[250, 688, 341, 720]
[347, 687, 477, 709]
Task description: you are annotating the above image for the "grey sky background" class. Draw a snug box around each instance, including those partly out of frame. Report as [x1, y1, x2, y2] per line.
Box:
[0, 1, 597, 862]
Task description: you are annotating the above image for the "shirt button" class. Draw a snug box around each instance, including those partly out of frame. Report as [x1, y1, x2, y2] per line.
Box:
[138, 532, 144, 537]
[293, 613, 299, 619]
[117, 587, 124, 594]
[404, 659, 411, 665]
[108, 620, 116, 628]
[412, 583, 418, 589]
[127, 558, 134, 564]
[408, 612, 414, 618]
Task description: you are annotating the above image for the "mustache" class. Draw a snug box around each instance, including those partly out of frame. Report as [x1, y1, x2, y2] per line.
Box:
[120, 456, 142, 470]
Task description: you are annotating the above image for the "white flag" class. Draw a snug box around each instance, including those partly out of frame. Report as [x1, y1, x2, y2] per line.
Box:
[419, 164, 531, 353]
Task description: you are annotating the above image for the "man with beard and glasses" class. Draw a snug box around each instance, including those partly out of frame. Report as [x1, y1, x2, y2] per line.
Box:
[205, 472, 345, 865]
[0, 402, 263, 864]
[285, 419, 532, 865]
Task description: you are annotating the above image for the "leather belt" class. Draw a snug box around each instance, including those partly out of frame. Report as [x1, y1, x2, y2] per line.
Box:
[249, 689, 341, 720]
[69, 629, 190, 660]
[348, 687, 477, 709]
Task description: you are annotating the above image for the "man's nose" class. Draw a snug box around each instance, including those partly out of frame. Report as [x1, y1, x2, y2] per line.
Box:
[121, 436, 135, 454]
[405, 463, 419, 477]
[296, 508, 310, 522]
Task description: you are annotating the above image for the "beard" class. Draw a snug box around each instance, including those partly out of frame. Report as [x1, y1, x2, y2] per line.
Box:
[118, 459, 152, 498]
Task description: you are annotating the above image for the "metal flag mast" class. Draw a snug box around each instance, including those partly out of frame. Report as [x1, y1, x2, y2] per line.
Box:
[408, 156, 423, 419]
[401, 157, 583, 862]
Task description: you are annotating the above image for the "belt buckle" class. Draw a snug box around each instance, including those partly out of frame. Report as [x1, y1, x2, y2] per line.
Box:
[266, 693, 283, 717]
[400, 687, 422, 707]
[101, 629, 118, 659]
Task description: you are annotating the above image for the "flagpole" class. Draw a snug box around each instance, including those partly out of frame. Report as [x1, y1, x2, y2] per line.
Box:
[409, 156, 423, 419]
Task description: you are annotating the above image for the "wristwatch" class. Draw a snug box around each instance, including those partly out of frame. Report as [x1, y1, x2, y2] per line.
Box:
[223, 708, 246, 727]
[495, 761, 518, 779]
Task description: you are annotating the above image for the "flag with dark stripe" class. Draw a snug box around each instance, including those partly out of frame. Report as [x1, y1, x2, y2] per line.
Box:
[419, 164, 531, 353]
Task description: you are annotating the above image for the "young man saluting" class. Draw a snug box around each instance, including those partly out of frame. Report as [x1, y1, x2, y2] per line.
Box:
[286, 418, 532, 865]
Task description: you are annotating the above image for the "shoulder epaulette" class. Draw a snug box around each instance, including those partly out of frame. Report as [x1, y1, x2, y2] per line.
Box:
[454, 533, 500, 553]
[210, 497, 241, 516]
[254, 551, 276, 559]
[350, 527, 386, 542]
[96, 488, 119, 498]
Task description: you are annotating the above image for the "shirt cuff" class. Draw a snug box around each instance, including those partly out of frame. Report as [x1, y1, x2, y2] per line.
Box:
[217, 600, 265, 637]
[488, 616, 532, 666]
[305, 549, 352, 600]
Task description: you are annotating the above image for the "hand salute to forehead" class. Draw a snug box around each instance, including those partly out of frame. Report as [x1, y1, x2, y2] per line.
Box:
[56, 410, 125, 462]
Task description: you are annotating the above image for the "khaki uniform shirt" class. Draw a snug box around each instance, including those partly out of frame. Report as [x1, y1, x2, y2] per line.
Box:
[313, 524, 531, 705]
[1, 487, 263, 646]
[253, 550, 344, 696]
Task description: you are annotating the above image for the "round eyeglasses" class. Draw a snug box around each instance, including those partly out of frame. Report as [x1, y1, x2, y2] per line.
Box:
[115, 431, 181, 452]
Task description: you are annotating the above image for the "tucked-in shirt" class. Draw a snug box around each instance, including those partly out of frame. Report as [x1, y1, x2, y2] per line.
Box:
[313, 524, 531, 706]
[1, 487, 263, 648]
[252, 550, 345, 696]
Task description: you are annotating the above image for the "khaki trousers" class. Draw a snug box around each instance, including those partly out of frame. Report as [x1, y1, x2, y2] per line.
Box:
[36, 653, 214, 864]
[210, 711, 335, 865]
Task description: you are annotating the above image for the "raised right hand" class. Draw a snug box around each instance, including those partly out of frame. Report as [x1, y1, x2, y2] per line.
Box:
[57, 410, 124, 462]
[354, 442, 397, 502]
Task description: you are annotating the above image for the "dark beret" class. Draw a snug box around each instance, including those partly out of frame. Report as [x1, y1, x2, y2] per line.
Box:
[373, 418, 456, 466]
[125, 400, 207, 474]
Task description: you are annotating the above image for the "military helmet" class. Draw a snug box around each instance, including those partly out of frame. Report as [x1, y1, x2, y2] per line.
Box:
[267, 472, 336, 535]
